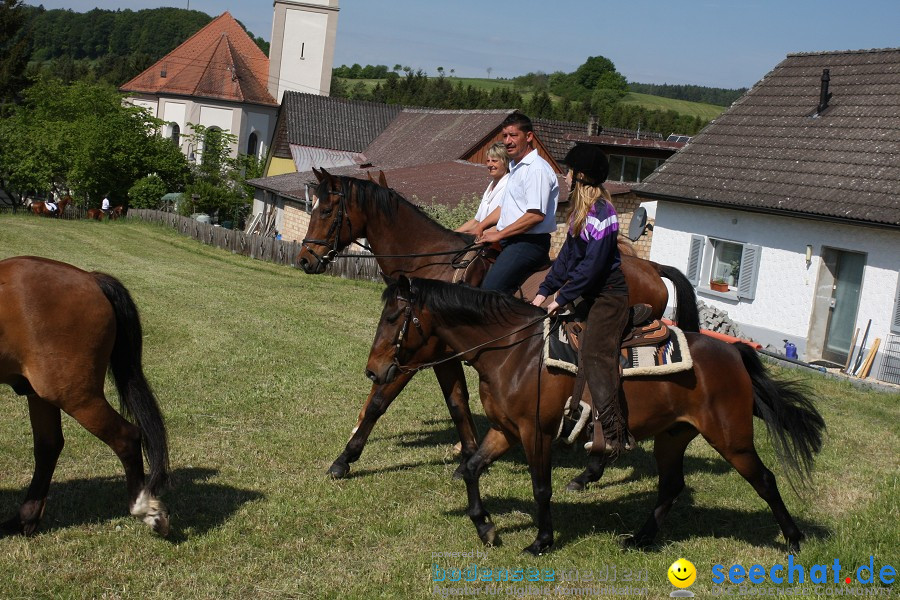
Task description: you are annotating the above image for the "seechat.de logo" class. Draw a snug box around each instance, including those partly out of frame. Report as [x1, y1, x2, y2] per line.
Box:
[668, 558, 696, 597]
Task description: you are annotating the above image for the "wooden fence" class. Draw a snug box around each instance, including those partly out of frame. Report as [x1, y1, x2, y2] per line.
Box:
[126, 209, 382, 282]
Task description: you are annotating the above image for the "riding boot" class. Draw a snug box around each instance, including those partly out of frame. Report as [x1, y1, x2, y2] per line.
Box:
[577, 292, 632, 457]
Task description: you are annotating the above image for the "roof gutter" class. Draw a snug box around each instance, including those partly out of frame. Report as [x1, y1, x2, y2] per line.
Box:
[635, 190, 900, 232]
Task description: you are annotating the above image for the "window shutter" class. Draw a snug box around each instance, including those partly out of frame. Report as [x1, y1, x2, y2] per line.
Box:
[891, 273, 900, 334]
[686, 235, 705, 286]
[737, 243, 762, 300]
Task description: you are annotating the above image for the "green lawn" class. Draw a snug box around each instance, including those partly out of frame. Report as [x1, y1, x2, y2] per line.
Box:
[0, 215, 896, 599]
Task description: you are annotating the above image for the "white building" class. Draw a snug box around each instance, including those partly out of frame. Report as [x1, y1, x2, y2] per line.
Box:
[638, 48, 900, 384]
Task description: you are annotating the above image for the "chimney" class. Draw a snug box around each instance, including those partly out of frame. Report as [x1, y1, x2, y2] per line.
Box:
[587, 115, 600, 136]
[816, 68, 832, 114]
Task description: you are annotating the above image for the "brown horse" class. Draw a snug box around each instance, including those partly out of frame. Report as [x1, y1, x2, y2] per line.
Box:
[366, 277, 825, 554]
[109, 205, 125, 220]
[87, 208, 104, 221]
[0, 256, 170, 537]
[29, 196, 72, 218]
[297, 169, 700, 484]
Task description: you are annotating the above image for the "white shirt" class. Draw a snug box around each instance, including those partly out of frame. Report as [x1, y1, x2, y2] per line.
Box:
[473, 173, 509, 222]
[101, 197, 110, 210]
[496, 148, 558, 234]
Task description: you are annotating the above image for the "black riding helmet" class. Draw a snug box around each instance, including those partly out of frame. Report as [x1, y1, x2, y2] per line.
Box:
[564, 144, 609, 186]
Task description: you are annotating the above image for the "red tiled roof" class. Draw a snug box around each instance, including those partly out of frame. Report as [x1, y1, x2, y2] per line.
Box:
[119, 12, 277, 107]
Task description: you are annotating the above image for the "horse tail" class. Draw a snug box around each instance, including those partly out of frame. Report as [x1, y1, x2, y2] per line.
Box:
[655, 264, 700, 332]
[736, 342, 825, 486]
[93, 272, 170, 494]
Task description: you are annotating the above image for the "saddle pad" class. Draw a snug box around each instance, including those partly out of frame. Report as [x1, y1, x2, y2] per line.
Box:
[544, 319, 693, 378]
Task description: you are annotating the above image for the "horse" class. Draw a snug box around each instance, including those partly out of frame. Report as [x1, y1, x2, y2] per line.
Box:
[109, 205, 125, 220]
[365, 276, 825, 555]
[87, 208, 104, 221]
[0, 256, 170, 537]
[297, 168, 700, 486]
[28, 196, 72, 218]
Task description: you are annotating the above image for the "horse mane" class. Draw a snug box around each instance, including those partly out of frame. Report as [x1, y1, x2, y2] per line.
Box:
[384, 278, 543, 328]
[318, 175, 476, 244]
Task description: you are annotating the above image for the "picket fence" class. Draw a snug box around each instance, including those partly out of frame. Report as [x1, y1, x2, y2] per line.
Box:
[126, 209, 382, 282]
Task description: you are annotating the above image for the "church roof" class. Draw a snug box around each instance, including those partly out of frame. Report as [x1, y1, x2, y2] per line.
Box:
[119, 12, 277, 107]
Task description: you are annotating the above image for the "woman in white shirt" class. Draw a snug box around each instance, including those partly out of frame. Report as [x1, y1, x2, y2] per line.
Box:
[456, 142, 510, 233]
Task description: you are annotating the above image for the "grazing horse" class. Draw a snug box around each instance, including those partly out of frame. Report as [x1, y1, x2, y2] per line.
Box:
[29, 196, 72, 218]
[297, 168, 700, 485]
[0, 256, 170, 537]
[366, 277, 825, 554]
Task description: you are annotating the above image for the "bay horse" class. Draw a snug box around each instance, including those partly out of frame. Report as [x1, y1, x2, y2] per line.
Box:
[297, 168, 700, 485]
[0, 256, 170, 537]
[366, 277, 825, 555]
[87, 208, 104, 221]
[29, 196, 72, 218]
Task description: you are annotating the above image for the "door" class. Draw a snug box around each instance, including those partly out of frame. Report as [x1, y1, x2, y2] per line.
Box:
[821, 248, 865, 364]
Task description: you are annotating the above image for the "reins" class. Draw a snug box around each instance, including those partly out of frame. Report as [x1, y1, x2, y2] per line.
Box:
[301, 177, 482, 266]
[391, 297, 551, 375]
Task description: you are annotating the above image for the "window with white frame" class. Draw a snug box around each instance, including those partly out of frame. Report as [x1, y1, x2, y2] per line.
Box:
[685, 234, 761, 299]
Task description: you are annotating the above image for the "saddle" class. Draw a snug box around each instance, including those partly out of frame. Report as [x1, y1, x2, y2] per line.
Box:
[563, 303, 669, 353]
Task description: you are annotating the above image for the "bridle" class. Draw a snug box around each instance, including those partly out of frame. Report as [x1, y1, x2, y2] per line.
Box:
[301, 180, 350, 268]
[300, 178, 485, 269]
[386, 289, 550, 376]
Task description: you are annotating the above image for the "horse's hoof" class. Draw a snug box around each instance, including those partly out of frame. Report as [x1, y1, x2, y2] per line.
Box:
[623, 534, 651, 550]
[522, 540, 552, 556]
[565, 480, 585, 492]
[145, 511, 170, 537]
[479, 526, 501, 547]
[327, 462, 350, 479]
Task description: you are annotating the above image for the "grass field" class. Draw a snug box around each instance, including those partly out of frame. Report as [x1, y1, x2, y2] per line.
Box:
[0, 216, 897, 599]
[338, 77, 726, 120]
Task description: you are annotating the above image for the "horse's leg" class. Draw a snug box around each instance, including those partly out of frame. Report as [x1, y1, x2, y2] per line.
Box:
[627, 426, 698, 548]
[432, 360, 478, 477]
[65, 395, 168, 535]
[521, 429, 555, 555]
[462, 427, 512, 547]
[1, 397, 64, 536]
[327, 373, 415, 479]
[566, 454, 608, 492]
[715, 444, 804, 552]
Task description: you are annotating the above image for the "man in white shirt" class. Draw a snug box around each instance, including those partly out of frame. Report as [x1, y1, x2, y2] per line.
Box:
[101, 194, 111, 217]
[475, 113, 559, 293]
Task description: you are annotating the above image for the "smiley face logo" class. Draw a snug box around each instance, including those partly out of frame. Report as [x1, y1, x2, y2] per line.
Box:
[668, 558, 696, 588]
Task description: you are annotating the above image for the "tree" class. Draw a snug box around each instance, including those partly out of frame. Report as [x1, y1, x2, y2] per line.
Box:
[0, 77, 189, 207]
[0, 0, 32, 106]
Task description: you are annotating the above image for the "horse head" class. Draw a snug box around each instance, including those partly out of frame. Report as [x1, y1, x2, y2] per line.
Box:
[365, 275, 439, 384]
[298, 168, 368, 274]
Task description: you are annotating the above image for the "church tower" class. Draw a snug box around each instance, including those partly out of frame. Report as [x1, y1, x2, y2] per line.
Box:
[268, 0, 339, 102]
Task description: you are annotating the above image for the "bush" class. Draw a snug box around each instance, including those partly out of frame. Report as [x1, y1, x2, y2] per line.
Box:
[419, 195, 481, 231]
[128, 174, 167, 209]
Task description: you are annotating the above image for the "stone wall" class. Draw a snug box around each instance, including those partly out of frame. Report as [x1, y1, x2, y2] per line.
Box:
[281, 200, 310, 242]
[550, 191, 654, 260]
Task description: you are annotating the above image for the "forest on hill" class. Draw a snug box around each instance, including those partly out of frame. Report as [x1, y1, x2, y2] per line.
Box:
[3, 4, 742, 136]
[15, 5, 268, 86]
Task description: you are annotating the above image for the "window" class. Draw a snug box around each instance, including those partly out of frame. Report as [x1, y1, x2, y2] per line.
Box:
[247, 132, 259, 158]
[710, 239, 744, 287]
[169, 123, 180, 147]
[607, 154, 662, 183]
[686, 234, 761, 300]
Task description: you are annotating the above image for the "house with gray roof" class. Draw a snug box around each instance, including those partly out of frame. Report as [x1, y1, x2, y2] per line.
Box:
[637, 47, 900, 383]
[266, 91, 402, 176]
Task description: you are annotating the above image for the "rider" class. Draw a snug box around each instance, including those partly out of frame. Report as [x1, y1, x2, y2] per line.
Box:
[101, 194, 111, 218]
[531, 144, 632, 456]
[475, 113, 558, 294]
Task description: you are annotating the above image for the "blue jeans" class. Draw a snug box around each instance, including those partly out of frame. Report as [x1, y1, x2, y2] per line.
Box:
[481, 234, 551, 294]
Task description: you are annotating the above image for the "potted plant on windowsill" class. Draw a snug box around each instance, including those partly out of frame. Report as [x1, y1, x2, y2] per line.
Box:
[709, 278, 730, 292]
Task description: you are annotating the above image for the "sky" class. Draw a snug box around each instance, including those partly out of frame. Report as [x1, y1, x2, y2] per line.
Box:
[26, 0, 900, 89]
